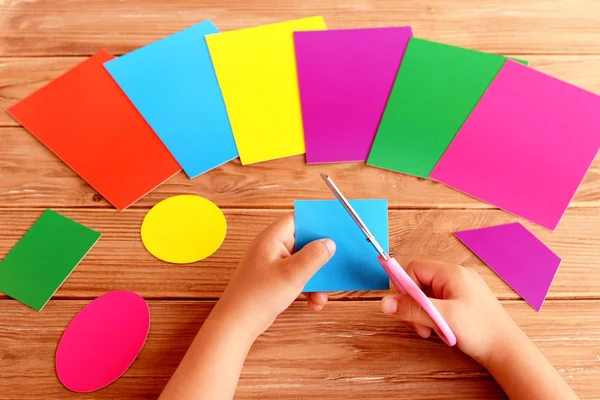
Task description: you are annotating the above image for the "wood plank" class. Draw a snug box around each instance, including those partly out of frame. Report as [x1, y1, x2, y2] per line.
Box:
[3, 55, 600, 127]
[0, 208, 598, 300]
[1, 128, 599, 209]
[2, 0, 600, 56]
[0, 300, 597, 399]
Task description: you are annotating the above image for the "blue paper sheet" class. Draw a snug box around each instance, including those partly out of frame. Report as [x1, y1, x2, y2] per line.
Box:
[295, 199, 390, 292]
[104, 20, 238, 178]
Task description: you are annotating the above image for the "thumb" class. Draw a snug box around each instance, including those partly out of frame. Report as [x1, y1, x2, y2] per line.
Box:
[283, 239, 336, 283]
[381, 294, 442, 331]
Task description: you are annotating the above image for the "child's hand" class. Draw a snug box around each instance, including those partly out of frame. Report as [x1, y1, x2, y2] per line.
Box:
[215, 213, 335, 340]
[380, 260, 520, 365]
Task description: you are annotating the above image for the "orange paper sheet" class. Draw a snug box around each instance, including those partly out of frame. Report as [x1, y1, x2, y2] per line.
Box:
[8, 50, 181, 210]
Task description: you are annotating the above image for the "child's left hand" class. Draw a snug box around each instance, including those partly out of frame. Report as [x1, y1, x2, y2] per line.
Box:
[213, 213, 335, 340]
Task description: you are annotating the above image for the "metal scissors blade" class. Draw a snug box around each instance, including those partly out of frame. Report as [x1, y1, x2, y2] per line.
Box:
[320, 173, 389, 260]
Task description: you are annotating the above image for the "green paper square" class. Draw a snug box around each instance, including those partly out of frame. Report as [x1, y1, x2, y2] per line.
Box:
[367, 38, 524, 178]
[0, 209, 101, 311]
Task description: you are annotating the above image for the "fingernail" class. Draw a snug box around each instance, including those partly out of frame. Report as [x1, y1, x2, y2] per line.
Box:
[381, 297, 398, 314]
[320, 239, 336, 256]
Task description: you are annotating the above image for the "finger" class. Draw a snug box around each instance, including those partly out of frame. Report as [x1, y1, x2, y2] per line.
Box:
[310, 292, 328, 306]
[422, 287, 435, 298]
[304, 293, 321, 311]
[381, 294, 443, 331]
[307, 301, 324, 311]
[405, 260, 462, 299]
[257, 212, 295, 254]
[406, 322, 431, 339]
[305, 292, 328, 310]
[282, 239, 336, 283]
[413, 323, 432, 339]
[304, 293, 320, 310]
[406, 321, 431, 339]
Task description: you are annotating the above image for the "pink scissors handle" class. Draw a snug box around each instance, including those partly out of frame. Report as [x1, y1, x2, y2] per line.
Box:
[378, 255, 457, 346]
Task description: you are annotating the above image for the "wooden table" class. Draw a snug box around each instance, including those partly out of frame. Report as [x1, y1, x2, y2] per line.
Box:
[1, 1, 600, 399]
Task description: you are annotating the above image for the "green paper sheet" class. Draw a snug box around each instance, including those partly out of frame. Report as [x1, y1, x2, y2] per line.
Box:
[367, 38, 519, 178]
[0, 209, 101, 311]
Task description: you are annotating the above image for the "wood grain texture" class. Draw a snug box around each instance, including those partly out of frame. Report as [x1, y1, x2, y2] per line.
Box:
[0, 300, 598, 399]
[0, 207, 598, 300]
[1, 126, 599, 209]
[2, 0, 600, 56]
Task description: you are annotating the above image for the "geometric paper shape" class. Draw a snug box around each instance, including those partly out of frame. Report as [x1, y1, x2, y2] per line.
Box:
[367, 38, 510, 178]
[432, 60, 600, 230]
[454, 222, 561, 311]
[295, 199, 390, 292]
[56, 291, 150, 392]
[294, 27, 413, 164]
[206, 17, 327, 165]
[105, 21, 238, 178]
[141, 195, 227, 264]
[7, 50, 181, 210]
[0, 209, 101, 311]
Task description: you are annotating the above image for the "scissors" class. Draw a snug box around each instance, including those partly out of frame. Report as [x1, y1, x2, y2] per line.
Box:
[320, 173, 457, 346]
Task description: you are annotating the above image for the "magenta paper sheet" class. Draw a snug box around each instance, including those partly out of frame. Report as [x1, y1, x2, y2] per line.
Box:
[454, 223, 561, 312]
[431, 60, 600, 230]
[294, 27, 412, 164]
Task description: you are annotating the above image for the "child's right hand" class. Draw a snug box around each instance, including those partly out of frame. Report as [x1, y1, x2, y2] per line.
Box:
[380, 260, 520, 365]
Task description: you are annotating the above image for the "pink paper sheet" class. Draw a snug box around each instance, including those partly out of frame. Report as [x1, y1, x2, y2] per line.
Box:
[294, 27, 412, 163]
[454, 223, 561, 311]
[56, 291, 150, 392]
[431, 61, 600, 230]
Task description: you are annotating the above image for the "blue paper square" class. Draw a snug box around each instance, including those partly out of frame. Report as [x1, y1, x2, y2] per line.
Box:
[104, 20, 238, 178]
[295, 199, 390, 292]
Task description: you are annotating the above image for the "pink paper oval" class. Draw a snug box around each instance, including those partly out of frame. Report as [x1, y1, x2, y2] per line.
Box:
[55, 290, 150, 392]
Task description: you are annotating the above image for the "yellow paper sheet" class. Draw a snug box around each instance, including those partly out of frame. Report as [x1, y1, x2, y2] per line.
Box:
[141, 195, 227, 264]
[206, 17, 327, 165]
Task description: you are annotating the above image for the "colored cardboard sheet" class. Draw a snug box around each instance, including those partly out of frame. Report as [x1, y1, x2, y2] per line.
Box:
[105, 21, 238, 178]
[431, 61, 600, 230]
[206, 17, 327, 165]
[295, 199, 389, 292]
[294, 27, 413, 164]
[0, 210, 101, 311]
[454, 223, 561, 311]
[8, 51, 181, 210]
[56, 291, 150, 392]
[141, 195, 227, 264]
[367, 38, 510, 178]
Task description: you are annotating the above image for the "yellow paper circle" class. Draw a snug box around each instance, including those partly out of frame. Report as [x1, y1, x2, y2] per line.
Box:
[141, 195, 227, 264]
